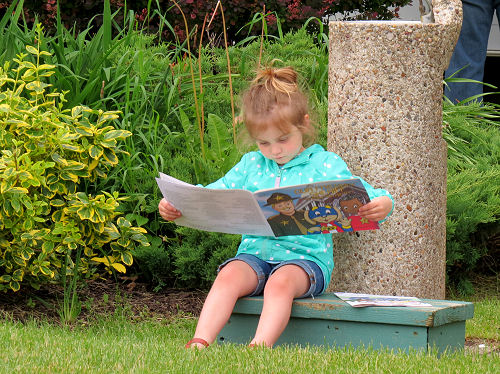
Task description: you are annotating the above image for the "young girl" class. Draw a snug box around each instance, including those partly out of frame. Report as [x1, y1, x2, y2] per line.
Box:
[159, 66, 393, 349]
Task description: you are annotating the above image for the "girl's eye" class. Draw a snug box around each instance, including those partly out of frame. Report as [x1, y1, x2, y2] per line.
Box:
[278, 137, 289, 143]
[258, 142, 269, 146]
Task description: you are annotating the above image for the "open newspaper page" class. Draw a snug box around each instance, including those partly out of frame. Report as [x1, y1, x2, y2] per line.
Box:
[334, 292, 433, 307]
[156, 173, 274, 236]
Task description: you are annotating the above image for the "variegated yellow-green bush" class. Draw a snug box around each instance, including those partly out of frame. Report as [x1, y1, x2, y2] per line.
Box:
[0, 31, 149, 292]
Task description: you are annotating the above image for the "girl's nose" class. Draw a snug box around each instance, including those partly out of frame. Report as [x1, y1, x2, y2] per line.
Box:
[271, 144, 281, 155]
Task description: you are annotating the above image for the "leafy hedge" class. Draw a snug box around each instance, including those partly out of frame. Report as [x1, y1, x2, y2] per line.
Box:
[0, 2, 497, 296]
[0, 26, 149, 292]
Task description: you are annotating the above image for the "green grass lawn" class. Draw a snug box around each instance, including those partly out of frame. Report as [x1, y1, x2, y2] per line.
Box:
[466, 298, 500, 340]
[0, 297, 498, 374]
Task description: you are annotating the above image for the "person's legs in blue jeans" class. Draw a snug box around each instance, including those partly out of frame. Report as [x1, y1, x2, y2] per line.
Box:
[496, 1, 500, 31]
[444, 0, 497, 103]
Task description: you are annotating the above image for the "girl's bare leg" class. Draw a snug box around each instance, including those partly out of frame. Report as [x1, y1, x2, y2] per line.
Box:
[250, 265, 310, 347]
[189, 260, 258, 348]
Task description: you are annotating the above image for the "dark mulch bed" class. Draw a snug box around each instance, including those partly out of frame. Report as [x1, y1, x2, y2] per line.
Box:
[0, 277, 207, 324]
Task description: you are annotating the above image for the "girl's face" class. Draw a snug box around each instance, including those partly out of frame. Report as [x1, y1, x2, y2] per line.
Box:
[254, 124, 305, 165]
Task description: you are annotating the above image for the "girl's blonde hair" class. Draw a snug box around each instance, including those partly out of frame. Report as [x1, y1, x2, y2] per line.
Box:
[240, 66, 316, 146]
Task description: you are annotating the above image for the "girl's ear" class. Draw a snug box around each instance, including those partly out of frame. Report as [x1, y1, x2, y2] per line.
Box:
[302, 114, 312, 132]
[300, 113, 316, 146]
[304, 114, 310, 127]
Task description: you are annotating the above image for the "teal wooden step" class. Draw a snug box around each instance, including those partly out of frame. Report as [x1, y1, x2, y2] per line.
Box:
[217, 293, 474, 353]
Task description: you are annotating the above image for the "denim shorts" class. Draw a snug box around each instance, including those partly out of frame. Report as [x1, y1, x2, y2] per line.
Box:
[218, 253, 325, 298]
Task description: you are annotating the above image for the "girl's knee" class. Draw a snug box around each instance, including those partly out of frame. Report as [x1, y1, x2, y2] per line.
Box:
[213, 260, 257, 293]
[264, 266, 309, 298]
[263, 278, 294, 298]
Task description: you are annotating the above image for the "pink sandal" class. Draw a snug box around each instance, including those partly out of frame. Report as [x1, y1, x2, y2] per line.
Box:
[185, 338, 210, 349]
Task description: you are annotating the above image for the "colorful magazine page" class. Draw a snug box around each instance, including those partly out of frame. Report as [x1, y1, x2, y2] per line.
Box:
[334, 292, 433, 307]
[253, 179, 378, 237]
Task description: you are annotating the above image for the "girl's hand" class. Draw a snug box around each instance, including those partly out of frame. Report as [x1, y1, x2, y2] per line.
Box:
[358, 196, 393, 222]
[158, 198, 182, 221]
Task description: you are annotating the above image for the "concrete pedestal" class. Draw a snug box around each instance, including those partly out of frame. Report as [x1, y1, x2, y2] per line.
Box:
[327, 1, 462, 299]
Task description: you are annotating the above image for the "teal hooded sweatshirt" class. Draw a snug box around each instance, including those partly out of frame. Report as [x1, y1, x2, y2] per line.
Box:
[203, 144, 393, 293]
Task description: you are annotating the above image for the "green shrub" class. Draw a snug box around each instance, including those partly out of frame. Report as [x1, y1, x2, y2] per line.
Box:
[171, 227, 240, 289]
[0, 27, 149, 292]
[132, 236, 173, 291]
[443, 101, 500, 293]
[446, 167, 500, 293]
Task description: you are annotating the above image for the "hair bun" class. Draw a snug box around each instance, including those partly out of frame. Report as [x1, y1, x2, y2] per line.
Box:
[254, 66, 298, 95]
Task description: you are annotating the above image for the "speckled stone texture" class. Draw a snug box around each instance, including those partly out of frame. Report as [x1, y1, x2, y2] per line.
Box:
[327, 0, 462, 299]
